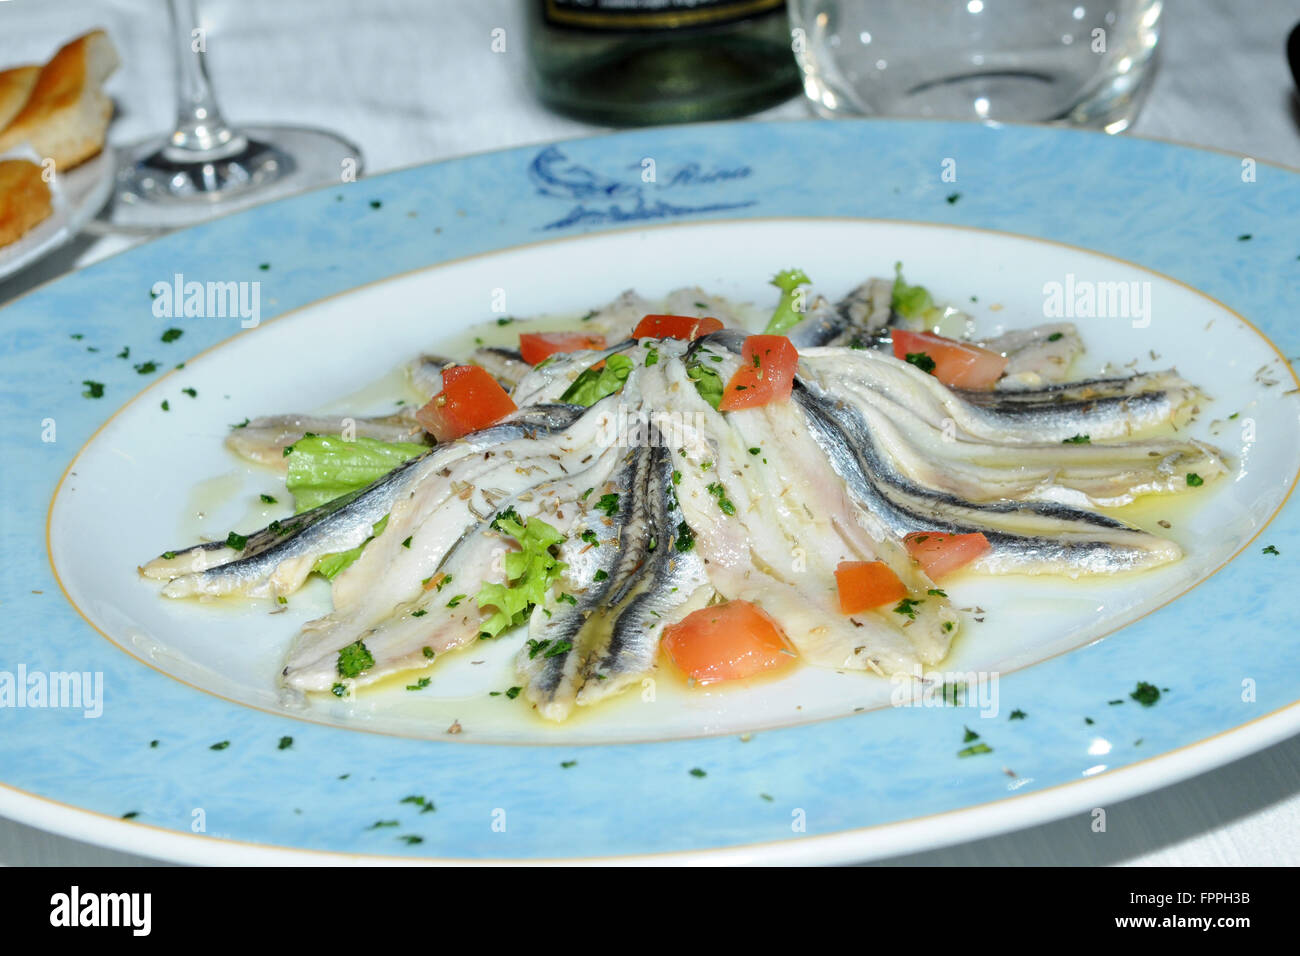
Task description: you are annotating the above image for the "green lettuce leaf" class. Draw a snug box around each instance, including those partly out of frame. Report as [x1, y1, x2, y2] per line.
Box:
[560, 353, 633, 407]
[891, 262, 935, 320]
[314, 515, 389, 581]
[476, 507, 567, 638]
[285, 434, 427, 514]
[686, 360, 725, 409]
[763, 268, 812, 334]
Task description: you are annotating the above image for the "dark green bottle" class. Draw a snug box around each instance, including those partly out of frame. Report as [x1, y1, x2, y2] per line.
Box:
[525, 0, 800, 126]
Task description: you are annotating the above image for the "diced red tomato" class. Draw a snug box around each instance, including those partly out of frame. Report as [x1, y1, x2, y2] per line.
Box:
[415, 365, 517, 441]
[891, 329, 1008, 390]
[718, 334, 799, 411]
[904, 531, 991, 580]
[518, 331, 606, 366]
[632, 314, 725, 341]
[834, 561, 908, 614]
[661, 600, 794, 685]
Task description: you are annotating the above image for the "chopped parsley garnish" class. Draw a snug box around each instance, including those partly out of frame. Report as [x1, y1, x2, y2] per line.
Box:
[957, 743, 992, 757]
[1186, 472, 1204, 486]
[406, 677, 431, 691]
[1130, 681, 1161, 706]
[1263, 545, 1280, 555]
[946, 192, 961, 204]
[892, 597, 923, 619]
[401, 536, 412, 548]
[210, 741, 230, 751]
[706, 482, 736, 516]
[161, 328, 183, 343]
[161, 551, 176, 560]
[526, 638, 551, 659]
[689, 767, 707, 778]
[962, 726, 980, 742]
[81, 380, 105, 398]
[422, 646, 435, 659]
[593, 569, 609, 581]
[231, 418, 250, 428]
[225, 531, 248, 550]
[278, 736, 293, 750]
[331, 683, 348, 697]
[505, 686, 522, 699]
[260, 493, 277, 504]
[1047, 332, 1064, 342]
[116, 346, 129, 359]
[544, 639, 572, 658]
[182, 387, 197, 398]
[927, 588, 947, 597]
[336, 640, 375, 679]
[134, 360, 158, 374]
[748, 447, 761, 455]
[674, 520, 696, 552]
[1009, 709, 1027, 720]
[412, 609, 427, 617]
[446, 594, 466, 608]
[1063, 434, 1091, 444]
[161, 400, 170, 411]
[561, 760, 577, 768]
[644, 346, 659, 367]
[671, 470, 682, 485]
[580, 529, 599, 546]
[595, 493, 620, 517]
[904, 352, 936, 374]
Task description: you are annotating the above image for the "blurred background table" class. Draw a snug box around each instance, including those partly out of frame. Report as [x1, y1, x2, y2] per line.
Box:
[1, 0, 1297, 865]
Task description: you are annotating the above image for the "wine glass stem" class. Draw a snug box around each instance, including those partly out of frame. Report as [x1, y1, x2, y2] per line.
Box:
[164, 0, 246, 161]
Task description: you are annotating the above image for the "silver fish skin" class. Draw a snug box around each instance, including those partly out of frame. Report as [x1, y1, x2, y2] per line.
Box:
[282, 444, 624, 693]
[405, 353, 457, 399]
[140, 451, 431, 599]
[786, 278, 894, 348]
[799, 348, 1201, 442]
[977, 323, 1084, 386]
[574, 438, 711, 708]
[516, 446, 646, 721]
[471, 346, 531, 390]
[641, 355, 957, 675]
[142, 404, 585, 600]
[793, 383, 1183, 576]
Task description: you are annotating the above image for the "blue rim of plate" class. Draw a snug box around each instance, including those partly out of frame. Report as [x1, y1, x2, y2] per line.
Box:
[2, 119, 1298, 864]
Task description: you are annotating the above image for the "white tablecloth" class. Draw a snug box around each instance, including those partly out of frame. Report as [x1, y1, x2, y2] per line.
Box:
[0, 0, 1297, 865]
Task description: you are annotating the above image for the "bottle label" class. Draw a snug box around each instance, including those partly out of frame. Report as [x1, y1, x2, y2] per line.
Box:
[544, 0, 784, 32]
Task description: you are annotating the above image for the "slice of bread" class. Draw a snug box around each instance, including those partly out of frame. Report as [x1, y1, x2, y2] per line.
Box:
[0, 65, 40, 132]
[0, 159, 54, 247]
[0, 30, 120, 170]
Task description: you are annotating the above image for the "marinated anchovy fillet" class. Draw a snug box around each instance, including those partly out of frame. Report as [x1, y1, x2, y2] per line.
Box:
[143, 276, 1228, 721]
[225, 410, 426, 469]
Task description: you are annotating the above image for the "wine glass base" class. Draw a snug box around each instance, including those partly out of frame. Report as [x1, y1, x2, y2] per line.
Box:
[95, 125, 364, 234]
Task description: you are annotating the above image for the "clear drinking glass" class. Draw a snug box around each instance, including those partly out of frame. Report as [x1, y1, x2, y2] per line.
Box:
[99, 0, 364, 233]
[788, 0, 1162, 131]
